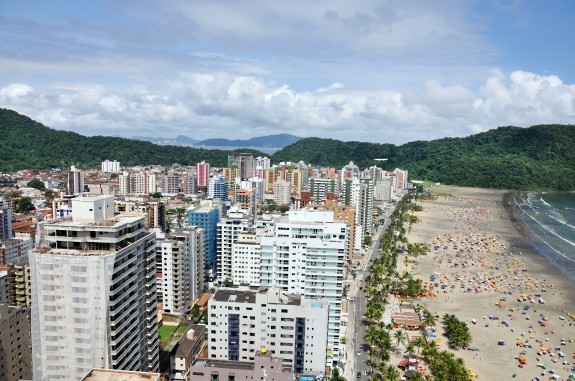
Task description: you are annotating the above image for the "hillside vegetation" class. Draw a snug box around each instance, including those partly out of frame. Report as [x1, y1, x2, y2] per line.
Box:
[0, 109, 265, 171]
[271, 125, 575, 190]
[1, 108, 574, 190]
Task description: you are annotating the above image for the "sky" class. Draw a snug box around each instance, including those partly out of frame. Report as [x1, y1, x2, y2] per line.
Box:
[1, 0, 574, 144]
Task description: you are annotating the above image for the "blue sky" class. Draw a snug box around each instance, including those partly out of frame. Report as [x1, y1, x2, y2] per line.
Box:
[1, 0, 574, 144]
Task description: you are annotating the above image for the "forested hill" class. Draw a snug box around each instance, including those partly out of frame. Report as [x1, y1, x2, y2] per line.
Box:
[0, 109, 265, 171]
[1, 108, 574, 190]
[271, 124, 575, 191]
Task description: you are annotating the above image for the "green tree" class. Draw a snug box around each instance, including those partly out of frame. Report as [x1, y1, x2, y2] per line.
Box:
[27, 179, 45, 191]
[15, 197, 35, 214]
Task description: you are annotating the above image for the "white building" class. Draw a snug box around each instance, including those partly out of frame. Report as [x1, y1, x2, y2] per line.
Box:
[217, 210, 251, 282]
[231, 232, 261, 285]
[156, 227, 205, 317]
[30, 196, 159, 380]
[208, 285, 329, 375]
[259, 210, 347, 366]
[273, 180, 291, 205]
[101, 160, 120, 173]
[346, 178, 374, 238]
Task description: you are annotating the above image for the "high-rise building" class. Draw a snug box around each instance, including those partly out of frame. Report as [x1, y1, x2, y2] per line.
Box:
[217, 211, 251, 282]
[0, 197, 12, 240]
[162, 171, 179, 194]
[273, 180, 291, 205]
[187, 200, 222, 283]
[259, 210, 347, 365]
[115, 198, 166, 232]
[344, 178, 374, 238]
[231, 232, 261, 285]
[208, 285, 329, 374]
[196, 161, 210, 188]
[0, 238, 33, 266]
[67, 165, 84, 195]
[156, 227, 205, 317]
[0, 303, 33, 381]
[208, 176, 228, 202]
[228, 153, 253, 180]
[30, 196, 159, 380]
[309, 177, 338, 203]
[181, 172, 197, 195]
[101, 160, 120, 173]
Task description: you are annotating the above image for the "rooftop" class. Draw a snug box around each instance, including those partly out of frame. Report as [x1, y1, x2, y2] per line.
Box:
[46, 212, 144, 228]
[81, 369, 161, 381]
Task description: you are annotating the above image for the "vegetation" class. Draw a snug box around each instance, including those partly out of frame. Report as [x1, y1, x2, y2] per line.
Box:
[272, 125, 575, 191]
[158, 325, 177, 343]
[26, 179, 45, 190]
[14, 197, 35, 214]
[2, 109, 574, 190]
[360, 187, 473, 380]
[0, 108, 266, 171]
[441, 314, 473, 349]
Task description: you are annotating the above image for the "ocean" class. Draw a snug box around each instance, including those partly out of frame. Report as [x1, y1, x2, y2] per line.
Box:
[511, 192, 575, 280]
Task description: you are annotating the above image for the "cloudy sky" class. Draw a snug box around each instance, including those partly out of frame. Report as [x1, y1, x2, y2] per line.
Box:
[1, 0, 574, 144]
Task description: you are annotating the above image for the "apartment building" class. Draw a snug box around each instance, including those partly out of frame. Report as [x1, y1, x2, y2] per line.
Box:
[187, 200, 222, 283]
[231, 233, 261, 285]
[156, 227, 205, 317]
[0, 197, 12, 239]
[259, 210, 347, 366]
[30, 196, 159, 380]
[217, 210, 251, 282]
[208, 286, 329, 375]
[0, 303, 33, 381]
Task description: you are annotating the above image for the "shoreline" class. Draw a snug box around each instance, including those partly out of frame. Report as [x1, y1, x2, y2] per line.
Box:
[407, 186, 575, 381]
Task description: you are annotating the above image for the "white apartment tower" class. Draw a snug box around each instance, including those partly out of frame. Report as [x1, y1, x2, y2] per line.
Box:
[345, 178, 374, 237]
[101, 160, 120, 173]
[208, 285, 329, 375]
[259, 210, 347, 366]
[231, 232, 261, 285]
[217, 210, 251, 282]
[273, 180, 291, 205]
[156, 227, 205, 316]
[29, 196, 159, 380]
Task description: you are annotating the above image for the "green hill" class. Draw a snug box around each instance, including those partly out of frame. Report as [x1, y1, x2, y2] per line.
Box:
[271, 125, 575, 191]
[0, 108, 265, 171]
[1, 108, 574, 190]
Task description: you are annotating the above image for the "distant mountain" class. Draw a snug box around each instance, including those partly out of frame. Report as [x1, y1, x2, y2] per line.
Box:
[131, 135, 199, 145]
[197, 134, 301, 148]
[132, 133, 302, 148]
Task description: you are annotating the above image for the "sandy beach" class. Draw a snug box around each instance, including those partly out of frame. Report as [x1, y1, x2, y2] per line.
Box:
[407, 186, 575, 381]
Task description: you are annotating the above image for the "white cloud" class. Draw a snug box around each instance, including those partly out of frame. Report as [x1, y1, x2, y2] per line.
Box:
[1, 70, 573, 144]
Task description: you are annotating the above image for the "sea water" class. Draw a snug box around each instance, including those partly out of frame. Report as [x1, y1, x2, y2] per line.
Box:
[512, 192, 575, 280]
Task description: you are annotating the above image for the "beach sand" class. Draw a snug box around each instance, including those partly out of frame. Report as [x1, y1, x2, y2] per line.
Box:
[407, 186, 575, 381]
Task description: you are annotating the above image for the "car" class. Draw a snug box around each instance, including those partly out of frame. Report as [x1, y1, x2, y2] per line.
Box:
[357, 351, 361, 356]
[357, 371, 362, 378]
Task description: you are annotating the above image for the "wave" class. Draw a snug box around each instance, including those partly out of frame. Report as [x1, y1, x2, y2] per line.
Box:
[524, 211, 575, 248]
[548, 213, 575, 230]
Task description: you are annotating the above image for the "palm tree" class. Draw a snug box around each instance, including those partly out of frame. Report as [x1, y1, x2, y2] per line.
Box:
[393, 329, 406, 352]
[412, 336, 427, 357]
[381, 364, 400, 381]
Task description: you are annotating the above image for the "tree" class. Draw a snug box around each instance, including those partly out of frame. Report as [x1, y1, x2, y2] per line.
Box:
[330, 366, 346, 381]
[393, 329, 406, 352]
[149, 192, 162, 199]
[278, 204, 290, 213]
[27, 179, 45, 191]
[15, 197, 35, 214]
[363, 235, 373, 247]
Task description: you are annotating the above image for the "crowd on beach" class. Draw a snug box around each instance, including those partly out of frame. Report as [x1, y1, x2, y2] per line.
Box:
[416, 197, 575, 380]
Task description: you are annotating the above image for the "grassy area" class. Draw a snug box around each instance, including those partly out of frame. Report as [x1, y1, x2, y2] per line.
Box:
[158, 325, 177, 343]
[176, 324, 190, 335]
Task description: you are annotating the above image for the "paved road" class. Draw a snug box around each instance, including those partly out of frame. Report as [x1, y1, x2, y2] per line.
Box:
[345, 211, 394, 379]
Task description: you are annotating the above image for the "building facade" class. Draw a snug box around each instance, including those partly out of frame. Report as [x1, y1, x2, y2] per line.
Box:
[0, 303, 33, 381]
[30, 196, 159, 380]
[0, 197, 12, 240]
[208, 286, 329, 374]
[187, 200, 222, 283]
[259, 210, 347, 366]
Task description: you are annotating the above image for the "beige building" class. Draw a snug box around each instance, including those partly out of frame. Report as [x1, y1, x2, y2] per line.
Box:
[0, 303, 33, 381]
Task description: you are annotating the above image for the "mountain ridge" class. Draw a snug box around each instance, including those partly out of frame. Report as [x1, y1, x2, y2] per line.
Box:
[1, 108, 574, 190]
[131, 133, 301, 148]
